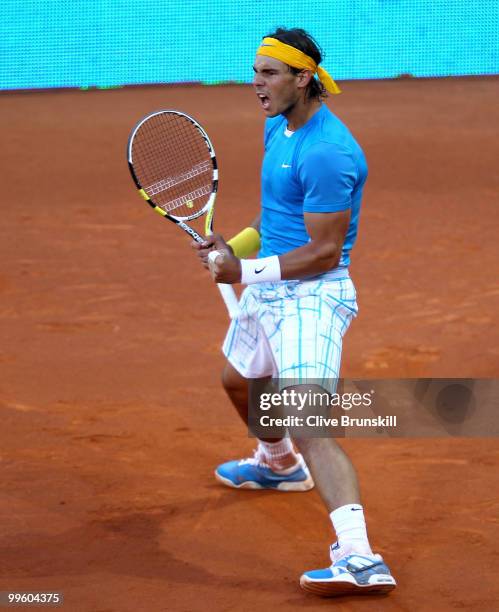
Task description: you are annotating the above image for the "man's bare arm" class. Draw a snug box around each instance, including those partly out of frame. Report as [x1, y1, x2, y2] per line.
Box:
[279, 210, 350, 279]
[206, 209, 350, 283]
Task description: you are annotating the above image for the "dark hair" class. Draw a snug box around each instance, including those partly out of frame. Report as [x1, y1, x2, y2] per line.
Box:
[264, 27, 327, 101]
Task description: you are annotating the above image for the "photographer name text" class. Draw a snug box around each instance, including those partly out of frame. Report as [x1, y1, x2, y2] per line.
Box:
[259, 415, 397, 428]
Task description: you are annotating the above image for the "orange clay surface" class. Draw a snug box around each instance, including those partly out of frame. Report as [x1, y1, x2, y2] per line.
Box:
[1, 78, 498, 611]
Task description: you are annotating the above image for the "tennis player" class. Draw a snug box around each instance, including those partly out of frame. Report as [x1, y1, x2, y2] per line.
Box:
[193, 28, 396, 597]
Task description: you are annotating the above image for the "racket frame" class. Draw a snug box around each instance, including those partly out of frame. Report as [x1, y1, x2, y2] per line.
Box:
[127, 110, 240, 318]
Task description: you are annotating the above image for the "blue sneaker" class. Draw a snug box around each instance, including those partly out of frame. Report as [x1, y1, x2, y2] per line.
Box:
[215, 447, 314, 492]
[300, 543, 397, 596]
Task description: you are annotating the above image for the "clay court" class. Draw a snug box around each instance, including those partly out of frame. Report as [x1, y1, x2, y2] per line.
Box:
[1, 77, 498, 610]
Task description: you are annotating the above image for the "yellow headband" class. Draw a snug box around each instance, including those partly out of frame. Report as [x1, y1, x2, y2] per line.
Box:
[256, 37, 341, 95]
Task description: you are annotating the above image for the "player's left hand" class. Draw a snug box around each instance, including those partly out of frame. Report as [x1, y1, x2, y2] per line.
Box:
[190, 233, 232, 268]
[207, 236, 242, 284]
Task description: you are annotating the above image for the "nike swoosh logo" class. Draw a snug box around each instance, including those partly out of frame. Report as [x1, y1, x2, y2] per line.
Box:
[281, 163, 291, 168]
[255, 266, 266, 274]
[351, 507, 363, 511]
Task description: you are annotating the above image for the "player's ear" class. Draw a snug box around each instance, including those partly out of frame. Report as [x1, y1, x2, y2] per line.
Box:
[296, 69, 313, 90]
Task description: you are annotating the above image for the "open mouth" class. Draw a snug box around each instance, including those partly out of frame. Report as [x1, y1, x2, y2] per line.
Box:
[257, 93, 271, 110]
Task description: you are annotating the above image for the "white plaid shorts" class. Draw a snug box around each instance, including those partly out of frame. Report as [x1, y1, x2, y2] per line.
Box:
[223, 270, 358, 387]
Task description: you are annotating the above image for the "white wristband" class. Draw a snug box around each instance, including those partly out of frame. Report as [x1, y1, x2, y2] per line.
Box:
[240, 256, 281, 284]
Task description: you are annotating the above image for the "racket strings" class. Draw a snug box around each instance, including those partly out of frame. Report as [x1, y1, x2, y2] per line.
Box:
[145, 160, 212, 197]
[131, 113, 213, 219]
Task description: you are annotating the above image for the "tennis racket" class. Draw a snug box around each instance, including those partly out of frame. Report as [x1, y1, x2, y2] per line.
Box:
[127, 110, 240, 318]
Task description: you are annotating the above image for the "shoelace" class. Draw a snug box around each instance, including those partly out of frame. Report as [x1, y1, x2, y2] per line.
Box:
[330, 543, 382, 566]
[238, 446, 269, 468]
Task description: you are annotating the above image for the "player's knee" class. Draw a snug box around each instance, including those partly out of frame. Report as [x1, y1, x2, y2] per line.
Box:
[221, 364, 247, 397]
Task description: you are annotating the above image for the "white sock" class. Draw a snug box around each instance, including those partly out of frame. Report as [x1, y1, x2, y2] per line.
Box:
[330, 504, 373, 556]
[258, 438, 299, 472]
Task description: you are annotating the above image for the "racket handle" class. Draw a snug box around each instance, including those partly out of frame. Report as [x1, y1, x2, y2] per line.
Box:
[208, 250, 240, 318]
[216, 282, 240, 319]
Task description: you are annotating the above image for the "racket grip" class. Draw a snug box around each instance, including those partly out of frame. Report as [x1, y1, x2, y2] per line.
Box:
[208, 250, 240, 318]
[217, 282, 240, 319]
